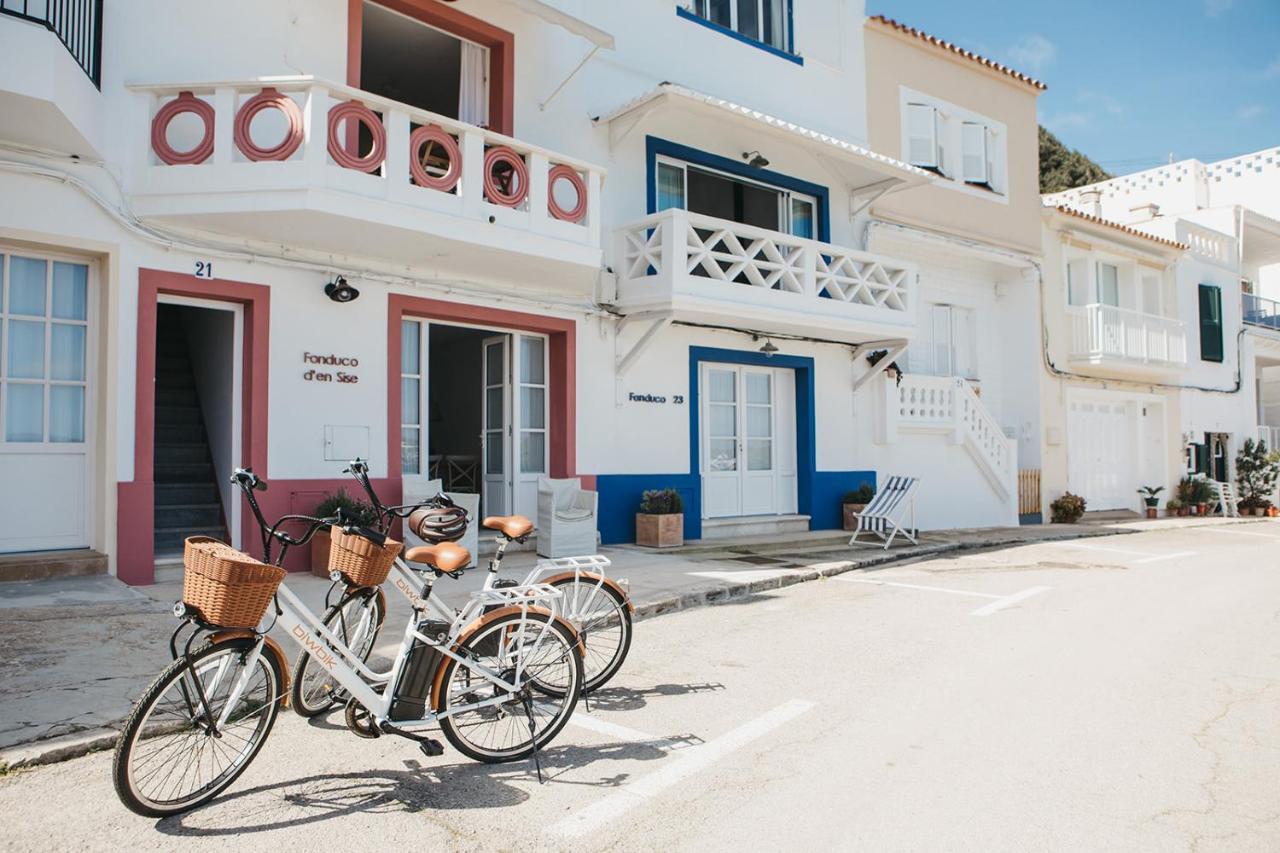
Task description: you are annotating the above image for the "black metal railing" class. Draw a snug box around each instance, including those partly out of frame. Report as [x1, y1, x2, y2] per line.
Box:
[1, 0, 103, 87]
[1243, 293, 1280, 330]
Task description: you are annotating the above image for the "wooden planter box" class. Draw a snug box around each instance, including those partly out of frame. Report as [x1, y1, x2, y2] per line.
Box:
[842, 503, 868, 531]
[636, 513, 683, 548]
[310, 528, 333, 577]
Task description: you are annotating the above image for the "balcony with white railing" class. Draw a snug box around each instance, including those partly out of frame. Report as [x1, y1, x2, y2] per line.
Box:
[1066, 303, 1187, 373]
[613, 208, 917, 342]
[127, 77, 605, 291]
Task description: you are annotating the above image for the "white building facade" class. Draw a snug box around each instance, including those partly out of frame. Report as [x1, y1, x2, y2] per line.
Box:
[0, 0, 1050, 584]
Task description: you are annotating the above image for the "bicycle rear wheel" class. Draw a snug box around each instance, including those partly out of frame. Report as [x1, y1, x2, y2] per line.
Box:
[113, 637, 283, 817]
[292, 587, 386, 717]
[437, 610, 582, 763]
[548, 575, 632, 693]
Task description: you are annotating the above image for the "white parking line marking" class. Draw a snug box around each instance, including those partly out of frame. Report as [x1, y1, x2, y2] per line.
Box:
[1194, 527, 1280, 539]
[970, 586, 1050, 617]
[1131, 550, 1198, 564]
[833, 576, 1003, 599]
[549, 699, 815, 838]
[564, 711, 661, 743]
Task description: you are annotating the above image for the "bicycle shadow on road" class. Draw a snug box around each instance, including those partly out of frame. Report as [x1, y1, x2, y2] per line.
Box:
[583, 681, 726, 713]
[150, 739, 686, 836]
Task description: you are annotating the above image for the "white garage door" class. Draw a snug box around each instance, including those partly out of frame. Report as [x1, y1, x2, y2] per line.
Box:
[1067, 398, 1133, 511]
[0, 249, 94, 553]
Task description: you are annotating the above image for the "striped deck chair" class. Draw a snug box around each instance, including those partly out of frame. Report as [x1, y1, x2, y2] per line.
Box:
[1212, 480, 1238, 518]
[848, 475, 920, 549]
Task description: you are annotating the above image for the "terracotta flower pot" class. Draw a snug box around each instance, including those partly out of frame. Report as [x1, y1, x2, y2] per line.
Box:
[842, 503, 868, 531]
[636, 513, 683, 548]
[1198, 503, 1208, 515]
[1178, 506, 1188, 517]
[1145, 508, 1157, 519]
[310, 527, 333, 577]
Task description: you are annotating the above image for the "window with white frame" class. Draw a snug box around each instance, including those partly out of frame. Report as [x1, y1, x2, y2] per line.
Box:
[1064, 250, 1170, 317]
[655, 155, 817, 238]
[901, 88, 1007, 199]
[2, 252, 90, 445]
[517, 335, 547, 475]
[908, 303, 977, 379]
[682, 0, 789, 51]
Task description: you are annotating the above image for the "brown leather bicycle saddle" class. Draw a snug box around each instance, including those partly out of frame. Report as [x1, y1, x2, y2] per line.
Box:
[482, 515, 534, 539]
[404, 542, 470, 572]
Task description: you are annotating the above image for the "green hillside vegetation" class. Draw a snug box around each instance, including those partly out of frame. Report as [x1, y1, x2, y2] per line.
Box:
[1039, 126, 1111, 194]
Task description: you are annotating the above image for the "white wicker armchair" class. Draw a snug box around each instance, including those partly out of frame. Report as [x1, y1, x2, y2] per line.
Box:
[536, 477, 599, 558]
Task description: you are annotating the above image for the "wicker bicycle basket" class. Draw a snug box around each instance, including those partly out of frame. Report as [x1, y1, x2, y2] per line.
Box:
[182, 536, 286, 628]
[328, 528, 402, 587]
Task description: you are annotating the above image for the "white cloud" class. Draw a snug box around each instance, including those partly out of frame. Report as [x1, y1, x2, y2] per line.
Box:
[1077, 90, 1124, 118]
[1044, 112, 1092, 130]
[1007, 34, 1056, 74]
[1204, 0, 1233, 16]
[1238, 104, 1266, 121]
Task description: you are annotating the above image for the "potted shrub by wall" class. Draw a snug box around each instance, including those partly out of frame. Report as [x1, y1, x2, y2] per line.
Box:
[636, 488, 684, 548]
[1177, 476, 1198, 515]
[1049, 492, 1087, 524]
[1235, 438, 1279, 517]
[1165, 498, 1182, 517]
[1137, 486, 1163, 519]
[1192, 477, 1216, 516]
[311, 489, 380, 576]
[842, 484, 875, 531]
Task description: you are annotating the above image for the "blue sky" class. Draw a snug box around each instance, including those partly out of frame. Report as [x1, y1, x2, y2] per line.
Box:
[866, 0, 1280, 174]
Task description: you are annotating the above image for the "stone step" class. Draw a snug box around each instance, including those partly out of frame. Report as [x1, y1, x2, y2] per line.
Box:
[155, 482, 219, 504]
[155, 386, 198, 405]
[154, 525, 227, 554]
[699, 514, 812, 542]
[152, 503, 223, 528]
[154, 462, 215, 483]
[155, 422, 206, 444]
[0, 549, 108, 583]
[154, 443, 210, 465]
[155, 405, 202, 425]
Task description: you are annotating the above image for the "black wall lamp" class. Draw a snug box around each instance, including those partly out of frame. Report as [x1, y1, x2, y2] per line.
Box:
[743, 150, 770, 169]
[325, 275, 360, 303]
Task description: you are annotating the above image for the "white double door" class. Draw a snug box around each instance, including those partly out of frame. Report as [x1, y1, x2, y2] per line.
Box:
[481, 334, 548, 520]
[1066, 394, 1164, 511]
[700, 364, 797, 519]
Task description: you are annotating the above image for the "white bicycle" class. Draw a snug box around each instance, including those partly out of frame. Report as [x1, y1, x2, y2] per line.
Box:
[111, 468, 583, 818]
[289, 460, 634, 718]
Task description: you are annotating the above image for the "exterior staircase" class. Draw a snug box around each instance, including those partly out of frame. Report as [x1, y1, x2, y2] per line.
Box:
[154, 319, 227, 557]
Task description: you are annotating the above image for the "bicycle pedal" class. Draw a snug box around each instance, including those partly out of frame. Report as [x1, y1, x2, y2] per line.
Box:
[419, 738, 445, 758]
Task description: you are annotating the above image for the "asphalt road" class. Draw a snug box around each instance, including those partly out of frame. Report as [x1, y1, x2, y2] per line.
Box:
[2, 522, 1278, 852]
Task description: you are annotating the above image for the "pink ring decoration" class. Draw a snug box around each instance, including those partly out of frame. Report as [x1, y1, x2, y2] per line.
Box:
[547, 164, 588, 223]
[483, 145, 529, 207]
[151, 91, 215, 165]
[327, 101, 386, 173]
[409, 124, 461, 192]
[233, 87, 304, 162]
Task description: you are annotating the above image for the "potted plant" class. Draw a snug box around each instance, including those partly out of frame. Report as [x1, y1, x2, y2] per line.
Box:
[1192, 477, 1216, 516]
[1137, 485, 1163, 519]
[1049, 492, 1087, 524]
[636, 488, 684, 548]
[1177, 476, 1197, 515]
[1165, 498, 1182, 517]
[1235, 438, 1279, 518]
[311, 489, 380, 576]
[842, 484, 875, 531]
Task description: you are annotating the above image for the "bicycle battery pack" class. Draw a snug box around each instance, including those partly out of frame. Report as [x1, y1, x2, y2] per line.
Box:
[388, 619, 450, 722]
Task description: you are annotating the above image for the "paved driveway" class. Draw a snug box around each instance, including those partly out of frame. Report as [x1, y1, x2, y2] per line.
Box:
[2, 522, 1278, 851]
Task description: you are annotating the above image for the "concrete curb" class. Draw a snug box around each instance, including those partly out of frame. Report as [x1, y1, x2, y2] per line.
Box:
[1, 518, 1266, 771]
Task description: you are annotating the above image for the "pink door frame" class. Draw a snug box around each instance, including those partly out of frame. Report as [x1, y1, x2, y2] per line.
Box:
[117, 269, 271, 585]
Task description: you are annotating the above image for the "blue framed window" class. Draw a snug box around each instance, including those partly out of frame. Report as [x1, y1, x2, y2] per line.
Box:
[646, 136, 829, 242]
[677, 1, 800, 65]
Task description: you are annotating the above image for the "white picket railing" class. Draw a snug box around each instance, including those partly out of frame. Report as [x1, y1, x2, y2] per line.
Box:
[615, 208, 914, 313]
[885, 374, 1016, 500]
[131, 76, 604, 249]
[1067, 303, 1187, 366]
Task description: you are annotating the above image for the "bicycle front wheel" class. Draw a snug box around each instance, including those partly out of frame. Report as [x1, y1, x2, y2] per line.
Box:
[112, 637, 283, 817]
[437, 609, 582, 763]
[292, 587, 386, 717]
[548, 575, 632, 693]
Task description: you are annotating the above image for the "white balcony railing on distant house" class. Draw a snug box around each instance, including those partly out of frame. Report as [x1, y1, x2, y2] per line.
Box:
[880, 373, 1016, 501]
[1257, 424, 1280, 450]
[1067, 303, 1188, 367]
[613, 208, 915, 338]
[130, 77, 604, 268]
[1180, 222, 1234, 266]
[1243, 293, 1280, 331]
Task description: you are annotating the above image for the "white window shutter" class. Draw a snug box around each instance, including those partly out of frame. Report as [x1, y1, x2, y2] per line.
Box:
[906, 104, 937, 168]
[961, 122, 987, 183]
[1067, 259, 1089, 306]
[1142, 274, 1162, 315]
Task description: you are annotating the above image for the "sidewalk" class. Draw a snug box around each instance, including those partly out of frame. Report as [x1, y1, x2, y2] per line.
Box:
[0, 515, 1259, 767]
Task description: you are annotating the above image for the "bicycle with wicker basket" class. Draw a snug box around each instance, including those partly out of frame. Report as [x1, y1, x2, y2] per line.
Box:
[290, 459, 633, 717]
[111, 467, 583, 818]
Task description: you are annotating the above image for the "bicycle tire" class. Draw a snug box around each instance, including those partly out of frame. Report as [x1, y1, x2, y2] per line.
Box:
[437, 610, 582, 763]
[291, 587, 386, 717]
[112, 637, 283, 817]
[547, 575, 633, 693]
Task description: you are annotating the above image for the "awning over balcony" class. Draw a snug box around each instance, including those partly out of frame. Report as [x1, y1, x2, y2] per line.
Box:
[593, 83, 932, 196]
[497, 0, 614, 48]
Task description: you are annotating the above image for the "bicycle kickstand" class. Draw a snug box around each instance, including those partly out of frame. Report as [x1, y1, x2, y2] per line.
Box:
[520, 695, 544, 784]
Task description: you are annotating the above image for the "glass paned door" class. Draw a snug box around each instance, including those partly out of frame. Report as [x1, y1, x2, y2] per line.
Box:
[513, 334, 549, 520]
[482, 336, 509, 517]
[700, 364, 795, 519]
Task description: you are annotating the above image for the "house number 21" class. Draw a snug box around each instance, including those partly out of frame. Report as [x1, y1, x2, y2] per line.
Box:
[194, 260, 215, 279]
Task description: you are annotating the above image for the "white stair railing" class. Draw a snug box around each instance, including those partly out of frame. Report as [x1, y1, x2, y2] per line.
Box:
[882, 374, 1016, 501]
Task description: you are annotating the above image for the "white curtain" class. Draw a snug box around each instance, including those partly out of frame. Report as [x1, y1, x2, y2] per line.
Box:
[459, 42, 488, 127]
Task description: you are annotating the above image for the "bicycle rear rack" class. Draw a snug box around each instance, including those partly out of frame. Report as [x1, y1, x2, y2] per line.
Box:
[469, 582, 563, 607]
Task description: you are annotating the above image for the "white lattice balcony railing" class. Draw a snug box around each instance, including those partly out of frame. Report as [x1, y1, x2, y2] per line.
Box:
[881, 373, 1016, 502]
[126, 76, 605, 282]
[613, 208, 917, 341]
[1067, 303, 1187, 368]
